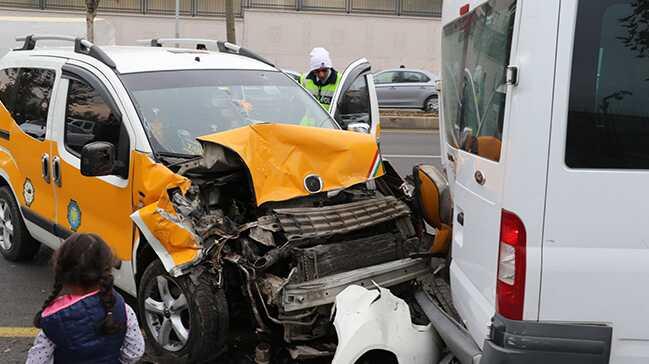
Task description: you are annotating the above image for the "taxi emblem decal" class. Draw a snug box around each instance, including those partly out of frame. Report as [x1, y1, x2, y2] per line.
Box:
[67, 200, 82, 231]
[23, 179, 35, 207]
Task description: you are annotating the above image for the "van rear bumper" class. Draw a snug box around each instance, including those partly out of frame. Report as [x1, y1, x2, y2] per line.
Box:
[414, 289, 612, 364]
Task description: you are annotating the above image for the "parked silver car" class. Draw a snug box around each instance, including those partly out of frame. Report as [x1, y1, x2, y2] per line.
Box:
[374, 69, 439, 112]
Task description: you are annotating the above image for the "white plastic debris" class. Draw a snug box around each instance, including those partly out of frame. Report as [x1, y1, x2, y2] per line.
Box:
[332, 284, 441, 364]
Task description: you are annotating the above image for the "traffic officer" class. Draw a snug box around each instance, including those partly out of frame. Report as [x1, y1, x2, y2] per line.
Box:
[300, 47, 341, 111]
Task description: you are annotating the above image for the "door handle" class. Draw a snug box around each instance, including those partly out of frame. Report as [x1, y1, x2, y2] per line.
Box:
[457, 212, 464, 226]
[474, 170, 486, 185]
[52, 156, 61, 187]
[41, 154, 50, 183]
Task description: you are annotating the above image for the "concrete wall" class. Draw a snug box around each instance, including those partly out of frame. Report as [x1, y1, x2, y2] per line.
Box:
[243, 9, 441, 74]
[0, 7, 440, 73]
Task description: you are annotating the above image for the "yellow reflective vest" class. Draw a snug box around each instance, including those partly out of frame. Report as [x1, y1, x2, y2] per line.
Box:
[300, 70, 341, 112]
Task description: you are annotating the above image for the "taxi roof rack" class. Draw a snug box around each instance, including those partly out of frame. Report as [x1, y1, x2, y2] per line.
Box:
[14, 34, 116, 69]
[140, 37, 275, 68]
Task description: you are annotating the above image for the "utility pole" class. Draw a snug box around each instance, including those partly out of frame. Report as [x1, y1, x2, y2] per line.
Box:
[225, 0, 236, 43]
[85, 0, 100, 42]
[175, 0, 180, 38]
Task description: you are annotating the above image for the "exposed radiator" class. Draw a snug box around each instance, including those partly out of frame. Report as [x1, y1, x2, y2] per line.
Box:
[292, 233, 420, 282]
[273, 196, 411, 240]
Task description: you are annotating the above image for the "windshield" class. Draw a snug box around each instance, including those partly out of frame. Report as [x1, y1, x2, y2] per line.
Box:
[121, 69, 336, 155]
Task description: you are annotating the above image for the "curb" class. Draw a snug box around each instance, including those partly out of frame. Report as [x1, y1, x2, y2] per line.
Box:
[380, 115, 439, 130]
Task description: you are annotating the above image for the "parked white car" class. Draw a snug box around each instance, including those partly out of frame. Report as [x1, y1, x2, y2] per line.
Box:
[415, 0, 648, 363]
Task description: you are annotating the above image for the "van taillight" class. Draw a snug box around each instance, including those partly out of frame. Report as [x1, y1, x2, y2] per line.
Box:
[460, 4, 470, 15]
[496, 210, 526, 320]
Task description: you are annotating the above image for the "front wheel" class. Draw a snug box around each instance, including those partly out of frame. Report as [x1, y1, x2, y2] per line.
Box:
[0, 186, 40, 261]
[423, 95, 439, 113]
[138, 260, 229, 363]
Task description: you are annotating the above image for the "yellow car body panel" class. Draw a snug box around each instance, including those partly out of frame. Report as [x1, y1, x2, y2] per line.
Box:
[51, 142, 136, 261]
[130, 152, 200, 273]
[198, 124, 384, 206]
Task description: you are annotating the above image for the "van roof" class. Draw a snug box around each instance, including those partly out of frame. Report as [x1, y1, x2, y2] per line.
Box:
[2, 45, 277, 74]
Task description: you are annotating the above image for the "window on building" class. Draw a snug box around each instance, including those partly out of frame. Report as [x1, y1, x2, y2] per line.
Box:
[566, 0, 649, 169]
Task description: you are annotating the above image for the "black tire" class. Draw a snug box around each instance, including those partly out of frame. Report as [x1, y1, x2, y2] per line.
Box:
[0, 186, 40, 261]
[423, 95, 439, 113]
[138, 260, 229, 363]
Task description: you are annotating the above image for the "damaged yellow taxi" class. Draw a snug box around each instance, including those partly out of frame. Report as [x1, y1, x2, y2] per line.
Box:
[0, 37, 449, 362]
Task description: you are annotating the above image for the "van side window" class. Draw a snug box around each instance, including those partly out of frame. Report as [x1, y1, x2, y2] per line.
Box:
[0, 68, 19, 116]
[441, 0, 517, 162]
[566, 1, 649, 169]
[13, 68, 56, 141]
[64, 78, 130, 172]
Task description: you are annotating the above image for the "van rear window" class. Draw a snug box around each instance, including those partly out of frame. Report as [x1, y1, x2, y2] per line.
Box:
[566, 0, 649, 169]
[441, 0, 517, 162]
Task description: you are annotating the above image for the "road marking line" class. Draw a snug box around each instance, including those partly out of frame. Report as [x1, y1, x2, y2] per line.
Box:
[381, 129, 439, 134]
[0, 327, 39, 337]
[383, 154, 441, 159]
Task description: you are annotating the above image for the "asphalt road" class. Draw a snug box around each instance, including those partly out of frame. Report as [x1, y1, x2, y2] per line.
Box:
[380, 129, 442, 177]
[0, 129, 442, 363]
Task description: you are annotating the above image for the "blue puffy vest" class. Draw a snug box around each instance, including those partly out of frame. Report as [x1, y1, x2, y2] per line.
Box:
[40, 290, 127, 364]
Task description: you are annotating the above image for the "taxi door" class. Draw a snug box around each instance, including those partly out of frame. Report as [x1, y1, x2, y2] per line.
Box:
[0, 58, 64, 249]
[329, 58, 381, 137]
[49, 61, 137, 293]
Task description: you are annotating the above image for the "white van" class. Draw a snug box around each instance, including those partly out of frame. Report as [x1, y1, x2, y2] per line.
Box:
[415, 0, 649, 363]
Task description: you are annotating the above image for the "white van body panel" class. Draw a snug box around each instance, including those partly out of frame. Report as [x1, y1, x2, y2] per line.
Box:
[441, 0, 560, 348]
[542, 1, 649, 362]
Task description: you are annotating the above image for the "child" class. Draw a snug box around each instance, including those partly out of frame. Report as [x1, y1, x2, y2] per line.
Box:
[26, 233, 145, 364]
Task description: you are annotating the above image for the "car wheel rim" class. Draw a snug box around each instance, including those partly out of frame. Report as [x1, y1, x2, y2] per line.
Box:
[0, 200, 14, 251]
[143, 275, 190, 352]
[427, 98, 439, 112]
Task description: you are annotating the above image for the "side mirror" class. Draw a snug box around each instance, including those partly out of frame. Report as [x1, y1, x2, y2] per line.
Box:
[346, 122, 370, 134]
[80, 141, 115, 177]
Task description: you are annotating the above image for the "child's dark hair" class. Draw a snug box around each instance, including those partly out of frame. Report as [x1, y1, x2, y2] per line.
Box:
[33, 233, 123, 335]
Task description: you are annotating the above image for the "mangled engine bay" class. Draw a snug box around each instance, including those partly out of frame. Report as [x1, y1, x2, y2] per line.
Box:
[137, 125, 432, 346]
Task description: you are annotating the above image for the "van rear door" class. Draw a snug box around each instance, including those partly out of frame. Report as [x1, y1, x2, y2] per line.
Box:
[439, 0, 519, 344]
[543, 1, 649, 362]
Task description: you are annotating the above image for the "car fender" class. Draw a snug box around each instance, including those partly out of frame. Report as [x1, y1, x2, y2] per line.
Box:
[130, 152, 202, 277]
[332, 284, 442, 364]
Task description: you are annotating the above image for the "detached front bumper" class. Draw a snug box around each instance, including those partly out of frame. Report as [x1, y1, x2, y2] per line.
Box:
[415, 289, 613, 364]
[281, 257, 430, 312]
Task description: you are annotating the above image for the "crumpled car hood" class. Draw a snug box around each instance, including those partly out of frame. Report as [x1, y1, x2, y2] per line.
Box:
[197, 124, 384, 205]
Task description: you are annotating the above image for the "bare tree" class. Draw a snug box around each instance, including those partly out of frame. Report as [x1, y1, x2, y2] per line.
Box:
[225, 0, 236, 43]
[86, 0, 100, 42]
